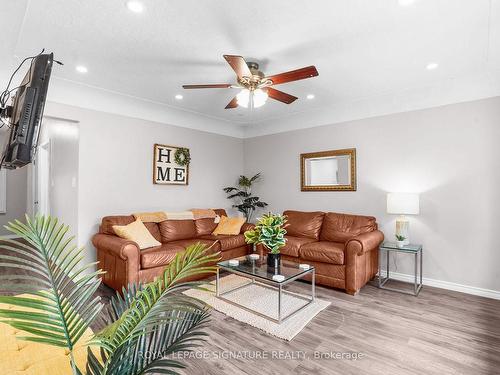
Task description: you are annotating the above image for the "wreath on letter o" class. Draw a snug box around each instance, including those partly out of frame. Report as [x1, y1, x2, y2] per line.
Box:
[174, 148, 191, 166]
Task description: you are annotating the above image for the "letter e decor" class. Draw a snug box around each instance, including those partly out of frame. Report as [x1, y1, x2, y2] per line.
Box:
[153, 144, 189, 185]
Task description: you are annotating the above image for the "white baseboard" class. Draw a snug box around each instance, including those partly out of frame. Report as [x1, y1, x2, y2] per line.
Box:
[379, 270, 500, 300]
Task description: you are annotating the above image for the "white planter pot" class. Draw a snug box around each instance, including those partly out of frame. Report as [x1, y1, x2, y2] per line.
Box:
[396, 240, 405, 248]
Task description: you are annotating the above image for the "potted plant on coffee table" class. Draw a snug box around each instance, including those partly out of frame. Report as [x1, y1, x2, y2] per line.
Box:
[244, 213, 287, 268]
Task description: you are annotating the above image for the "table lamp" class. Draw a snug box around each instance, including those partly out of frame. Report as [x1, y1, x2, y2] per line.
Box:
[386, 193, 419, 245]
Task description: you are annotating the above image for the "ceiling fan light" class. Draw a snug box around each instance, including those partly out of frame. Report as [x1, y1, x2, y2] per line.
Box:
[236, 89, 249, 108]
[253, 89, 268, 108]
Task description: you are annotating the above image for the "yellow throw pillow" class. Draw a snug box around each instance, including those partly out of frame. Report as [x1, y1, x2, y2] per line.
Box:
[113, 218, 162, 250]
[212, 216, 246, 236]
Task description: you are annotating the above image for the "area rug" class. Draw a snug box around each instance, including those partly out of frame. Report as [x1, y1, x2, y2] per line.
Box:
[183, 274, 330, 341]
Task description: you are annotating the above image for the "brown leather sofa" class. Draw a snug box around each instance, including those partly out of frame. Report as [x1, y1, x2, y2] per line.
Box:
[259, 210, 384, 295]
[92, 209, 253, 291]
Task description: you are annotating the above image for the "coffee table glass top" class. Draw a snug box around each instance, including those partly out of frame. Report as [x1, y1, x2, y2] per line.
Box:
[218, 255, 314, 283]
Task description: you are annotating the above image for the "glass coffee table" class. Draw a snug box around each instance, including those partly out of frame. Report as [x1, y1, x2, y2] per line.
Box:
[216, 255, 315, 324]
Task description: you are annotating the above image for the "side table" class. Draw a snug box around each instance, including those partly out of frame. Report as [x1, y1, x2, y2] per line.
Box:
[378, 242, 423, 296]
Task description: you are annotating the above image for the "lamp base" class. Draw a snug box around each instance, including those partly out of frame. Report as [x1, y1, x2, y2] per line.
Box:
[395, 215, 410, 245]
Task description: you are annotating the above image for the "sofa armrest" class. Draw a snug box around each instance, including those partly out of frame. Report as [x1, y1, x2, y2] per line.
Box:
[344, 230, 384, 295]
[240, 222, 255, 234]
[92, 233, 140, 261]
[346, 230, 384, 257]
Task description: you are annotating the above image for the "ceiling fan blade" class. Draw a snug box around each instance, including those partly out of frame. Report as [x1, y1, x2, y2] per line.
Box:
[265, 66, 319, 85]
[225, 96, 239, 109]
[223, 55, 252, 79]
[266, 87, 298, 104]
[182, 84, 232, 89]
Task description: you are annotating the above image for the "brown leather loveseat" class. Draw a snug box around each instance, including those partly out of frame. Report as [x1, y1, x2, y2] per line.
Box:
[92, 209, 252, 291]
[260, 210, 384, 295]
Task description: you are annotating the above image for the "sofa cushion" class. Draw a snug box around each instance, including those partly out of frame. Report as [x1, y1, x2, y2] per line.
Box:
[168, 238, 220, 252]
[213, 208, 228, 217]
[212, 216, 246, 235]
[195, 218, 219, 236]
[200, 234, 246, 251]
[0, 295, 95, 375]
[283, 210, 325, 239]
[101, 215, 135, 235]
[112, 218, 162, 250]
[300, 241, 345, 265]
[280, 236, 317, 257]
[320, 212, 376, 243]
[133, 211, 168, 223]
[140, 244, 185, 269]
[101, 215, 161, 242]
[159, 219, 197, 242]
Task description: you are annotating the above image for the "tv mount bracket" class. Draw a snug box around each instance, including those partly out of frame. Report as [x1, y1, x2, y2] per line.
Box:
[0, 105, 13, 119]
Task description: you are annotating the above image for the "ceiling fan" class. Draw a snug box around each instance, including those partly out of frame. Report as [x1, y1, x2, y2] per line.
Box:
[182, 55, 319, 109]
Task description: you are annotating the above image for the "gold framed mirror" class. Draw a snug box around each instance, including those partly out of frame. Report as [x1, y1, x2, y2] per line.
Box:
[301, 148, 356, 191]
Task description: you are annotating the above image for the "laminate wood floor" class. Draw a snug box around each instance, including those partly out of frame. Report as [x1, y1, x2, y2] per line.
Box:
[161, 277, 500, 375]
[1, 240, 499, 375]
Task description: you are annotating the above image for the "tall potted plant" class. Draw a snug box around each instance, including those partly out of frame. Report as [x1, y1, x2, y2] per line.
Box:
[223, 173, 268, 222]
[244, 213, 287, 268]
[0, 215, 220, 375]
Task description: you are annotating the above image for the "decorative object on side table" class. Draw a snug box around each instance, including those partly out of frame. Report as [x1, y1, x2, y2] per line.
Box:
[395, 234, 406, 248]
[378, 241, 423, 296]
[244, 212, 287, 268]
[387, 192, 420, 245]
[223, 173, 268, 222]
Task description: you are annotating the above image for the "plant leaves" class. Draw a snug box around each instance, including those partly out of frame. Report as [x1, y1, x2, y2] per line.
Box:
[0, 215, 103, 354]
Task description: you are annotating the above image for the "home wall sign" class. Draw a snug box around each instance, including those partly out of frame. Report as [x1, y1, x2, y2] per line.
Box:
[153, 144, 189, 185]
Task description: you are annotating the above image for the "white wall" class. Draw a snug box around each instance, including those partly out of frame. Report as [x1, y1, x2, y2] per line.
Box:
[244, 97, 500, 293]
[44, 102, 244, 266]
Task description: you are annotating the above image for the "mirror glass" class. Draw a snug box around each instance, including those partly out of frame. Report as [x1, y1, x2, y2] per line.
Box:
[301, 149, 356, 191]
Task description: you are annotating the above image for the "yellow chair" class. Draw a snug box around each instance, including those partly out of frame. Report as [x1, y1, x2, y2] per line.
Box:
[0, 298, 95, 375]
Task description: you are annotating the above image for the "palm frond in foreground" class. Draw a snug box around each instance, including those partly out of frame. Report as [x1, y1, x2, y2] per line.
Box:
[87, 242, 220, 374]
[0, 215, 103, 373]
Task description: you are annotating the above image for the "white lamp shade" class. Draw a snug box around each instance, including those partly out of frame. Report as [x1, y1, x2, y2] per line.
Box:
[387, 193, 420, 215]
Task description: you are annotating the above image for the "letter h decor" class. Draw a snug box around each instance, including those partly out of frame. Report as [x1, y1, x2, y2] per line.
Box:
[153, 144, 189, 185]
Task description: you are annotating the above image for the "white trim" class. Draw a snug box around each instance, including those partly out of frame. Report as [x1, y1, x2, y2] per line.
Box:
[0, 234, 21, 240]
[380, 271, 500, 300]
[47, 77, 246, 138]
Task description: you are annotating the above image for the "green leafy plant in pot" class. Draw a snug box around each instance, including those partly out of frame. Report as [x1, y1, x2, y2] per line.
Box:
[223, 173, 268, 222]
[244, 213, 287, 268]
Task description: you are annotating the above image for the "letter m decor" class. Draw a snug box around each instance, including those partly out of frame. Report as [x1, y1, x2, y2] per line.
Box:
[153, 144, 189, 185]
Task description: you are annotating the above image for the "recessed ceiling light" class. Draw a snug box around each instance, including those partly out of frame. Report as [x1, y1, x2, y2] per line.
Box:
[175, 94, 183, 100]
[398, 0, 415, 6]
[126, 1, 144, 13]
[426, 62, 439, 70]
[75, 65, 88, 73]
[307, 94, 315, 100]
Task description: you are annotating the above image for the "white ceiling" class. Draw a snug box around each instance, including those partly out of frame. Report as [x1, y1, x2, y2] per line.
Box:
[1, 0, 499, 138]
